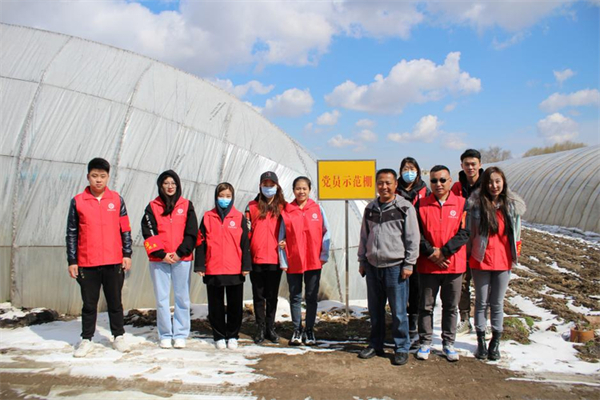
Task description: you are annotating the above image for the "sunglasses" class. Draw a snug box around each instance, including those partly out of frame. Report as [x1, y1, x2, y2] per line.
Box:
[430, 178, 448, 184]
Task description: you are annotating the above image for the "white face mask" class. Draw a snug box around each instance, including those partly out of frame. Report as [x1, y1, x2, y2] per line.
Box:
[261, 186, 278, 198]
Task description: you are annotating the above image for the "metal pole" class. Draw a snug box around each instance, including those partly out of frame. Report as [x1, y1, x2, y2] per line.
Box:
[345, 200, 350, 319]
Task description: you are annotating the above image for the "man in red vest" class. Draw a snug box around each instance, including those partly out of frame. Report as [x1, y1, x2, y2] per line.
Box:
[66, 158, 132, 358]
[415, 165, 469, 362]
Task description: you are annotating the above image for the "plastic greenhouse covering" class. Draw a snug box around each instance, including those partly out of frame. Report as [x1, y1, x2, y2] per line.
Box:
[0, 23, 370, 313]
[488, 145, 600, 234]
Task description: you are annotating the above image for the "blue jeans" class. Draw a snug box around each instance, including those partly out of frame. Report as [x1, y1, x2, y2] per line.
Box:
[149, 260, 192, 340]
[365, 264, 410, 353]
[287, 269, 321, 330]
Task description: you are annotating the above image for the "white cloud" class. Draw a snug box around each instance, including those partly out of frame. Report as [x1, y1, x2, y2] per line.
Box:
[316, 110, 341, 126]
[444, 102, 457, 112]
[539, 89, 600, 113]
[442, 133, 468, 150]
[387, 115, 468, 149]
[211, 78, 274, 98]
[325, 52, 481, 114]
[356, 119, 376, 128]
[426, 1, 572, 32]
[0, 0, 427, 77]
[328, 134, 358, 148]
[553, 68, 576, 86]
[357, 129, 377, 142]
[537, 113, 579, 144]
[388, 115, 441, 143]
[263, 88, 314, 118]
[492, 32, 528, 50]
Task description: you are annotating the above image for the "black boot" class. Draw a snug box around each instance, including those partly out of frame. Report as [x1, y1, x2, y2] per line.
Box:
[475, 330, 488, 360]
[488, 331, 502, 361]
[253, 323, 265, 344]
[265, 324, 280, 343]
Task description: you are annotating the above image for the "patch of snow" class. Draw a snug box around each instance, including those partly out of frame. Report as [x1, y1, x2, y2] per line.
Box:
[547, 261, 577, 276]
[523, 223, 600, 247]
[504, 295, 600, 375]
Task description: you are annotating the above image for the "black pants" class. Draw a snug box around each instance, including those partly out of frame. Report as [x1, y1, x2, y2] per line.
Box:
[206, 283, 244, 341]
[76, 264, 125, 340]
[250, 266, 282, 328]
[407, 270, 419, 316]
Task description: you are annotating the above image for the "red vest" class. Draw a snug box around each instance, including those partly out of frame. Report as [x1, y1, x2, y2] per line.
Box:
[451, 182, 462, 198]
[281, 199, 323, 274]
[203, 207, 244, 275]
[247, 201, 281, 265]
[144, 197, 192, 262]
[413, 186, 428, 206]
[470, 210, 512, 272]
[417, 192, 467, 274]
[74, 187, 130, 267]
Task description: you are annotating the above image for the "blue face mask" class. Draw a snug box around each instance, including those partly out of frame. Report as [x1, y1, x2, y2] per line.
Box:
[261, 186, 278, 198]
[402, 170, 417, 183]
[217, 197, 232, 208]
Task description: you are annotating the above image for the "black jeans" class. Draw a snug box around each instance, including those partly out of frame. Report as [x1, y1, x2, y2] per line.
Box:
[76, 264, 125, 339]
[206, 284, 244, 341]
[287, 269, 321, 330]
[250, 266, 282, 328]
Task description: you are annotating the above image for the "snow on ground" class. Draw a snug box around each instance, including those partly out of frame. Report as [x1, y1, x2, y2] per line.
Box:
[523, 221, 600, 246]
[547, 261, 578, 276]
[503, 295, 599, 375]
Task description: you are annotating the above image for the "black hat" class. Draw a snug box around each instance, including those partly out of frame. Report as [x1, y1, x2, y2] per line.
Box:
[260, 171, 278, 184]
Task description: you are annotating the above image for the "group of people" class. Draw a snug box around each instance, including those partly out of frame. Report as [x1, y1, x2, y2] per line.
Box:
[357, 149, 526, 366]
[66, 158, 328, 357]
[66, 149, 525, 366]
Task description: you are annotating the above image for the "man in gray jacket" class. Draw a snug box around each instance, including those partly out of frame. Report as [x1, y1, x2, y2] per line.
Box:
[357, 168, 420, 366]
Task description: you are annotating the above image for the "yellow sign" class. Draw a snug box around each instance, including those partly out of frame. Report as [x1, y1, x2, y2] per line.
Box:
[317, 160, 377, 200]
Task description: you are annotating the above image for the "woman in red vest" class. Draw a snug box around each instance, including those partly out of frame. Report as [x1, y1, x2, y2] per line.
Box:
[195, 182, 252, 350]
[396, 156, 431, 347]
[245, 171, 286, 344]
[279, 176, 330, 346]
[468, 167, 525, 361]
[142, 170, 198, 349]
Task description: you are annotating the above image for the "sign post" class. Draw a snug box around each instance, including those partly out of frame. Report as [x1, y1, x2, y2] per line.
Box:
[317, 160, 376, 319]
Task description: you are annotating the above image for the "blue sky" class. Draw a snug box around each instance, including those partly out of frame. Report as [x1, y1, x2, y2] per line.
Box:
[2, 0, 599, 171]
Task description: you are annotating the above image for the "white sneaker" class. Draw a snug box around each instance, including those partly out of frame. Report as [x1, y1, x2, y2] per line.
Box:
[416, 344, 430, 360]
[227, 338, 238, 349]
[443, 344, 459, 362]
[173, 338, 186, 349]
[113, 335, 130, 353]
[160, 339, 172, 349]
[74, 339, 93, 358]
[215, 339, 227, 350]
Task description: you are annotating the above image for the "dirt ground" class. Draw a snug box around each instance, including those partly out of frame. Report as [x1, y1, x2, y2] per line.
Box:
[2, 227, 599, 399]
[249, 349, 600, 400]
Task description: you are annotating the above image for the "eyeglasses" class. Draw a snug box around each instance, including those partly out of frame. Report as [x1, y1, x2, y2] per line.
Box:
[162, 182, 177, 187]
[430, 178, 448, 184]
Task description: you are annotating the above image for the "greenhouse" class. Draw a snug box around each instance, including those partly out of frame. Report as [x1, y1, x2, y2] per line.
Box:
[0, 23, 366, 313]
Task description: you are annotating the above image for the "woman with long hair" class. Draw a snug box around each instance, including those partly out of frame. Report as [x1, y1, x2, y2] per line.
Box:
[468, 167, 526, 361]
[245, 171, 286, 344]
[279, 176, 330, 346]
[141, 170, 198, 349]
[397, 157, 430, 346]
[195, 182, 252, 350]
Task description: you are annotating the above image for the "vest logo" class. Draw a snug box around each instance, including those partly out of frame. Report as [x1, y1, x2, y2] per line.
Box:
[108, 203, 116, 211]
[229, 221, 236, 228]
[177, 208, 184, 215]
[312, 213, 318, 220]
[449, 210, 458, 219]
